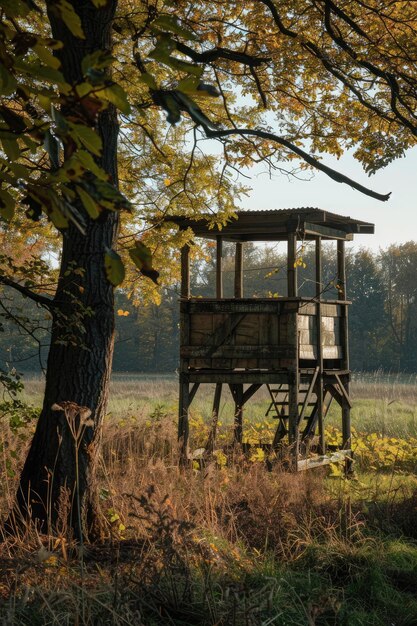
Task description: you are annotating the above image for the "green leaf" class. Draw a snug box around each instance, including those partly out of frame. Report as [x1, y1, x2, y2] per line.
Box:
[177, 78, 219, 98]
[0, 167, 16, 186]
[42, 37, 64, 51]
[0, 65, 17, 96]
[27, 187, 70, 230]
[196, 82, 221, 98]
[151, 15, 197, 40]
[87, 176, 132, 210]
[68, 122, 103, 156]
[50, 1, 85, 39]
[1, 138, 20, 162]
[129, 241, 159, 285]
[81, 50, 115, 76]
[96, 84, 131, 114]
[4, 162, 27, 180]
[75, 150, 108, 180]
[151, 34, 177, 55]
[104, 248, 125, 287]
[169, 58, 203, 77]
[76, 185, 100, 219]
[21, 135, 40, 151]
[37, 93, 53, 113]
[0, 106, 27, 133]
[44, 130, 60, 169]
[0, 166, 16, 185]
[174, 91, 217, 128]
[49, 202, 70, 229]
[0, 0, 31, 17]
[149, 48, 203, 77]
[33, 44, 61, 70]
[90, 0, 110, 6]
[161, 94, 181, 125]
[52, 107, 69, 132]
[177, 75, 200, 93]
[57, 150, 107, 181]
[23, 194, 42, 221]
[75, 82, 94, 98]
[14, 59, 67, 88]
[0, 188, 15, 221]
[138, 73, 158, 90]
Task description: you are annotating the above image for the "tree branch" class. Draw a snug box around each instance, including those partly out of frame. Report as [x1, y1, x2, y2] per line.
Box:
[205, 126, 391, 201]
[0, 276, 55, 309]
[175, 41, 270, 67]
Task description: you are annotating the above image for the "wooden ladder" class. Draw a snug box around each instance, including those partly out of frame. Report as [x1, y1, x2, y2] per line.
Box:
[267, 367, 334, 444]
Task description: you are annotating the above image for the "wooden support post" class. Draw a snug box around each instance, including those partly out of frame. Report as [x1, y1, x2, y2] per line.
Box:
[287, 233, 297, 297]
[189, 382, 200, 405]
[337, 239, 346, 301]
[178, 375, 189, 464]
[229, 384, 244, 444]
[181, 244, 190, 298]
[337, 240, 349, 374]
[316, 236, 325, 454]
[216, 236, 223, 298]
[288, 369, 299, 469]
[287, 304, 299, 468]
[342, 380, 352, 473]
[234, 242, 244, 298]
[206, 383, 222, 454]
[342, 393, 351, 448]
[338, 240, 352, 471]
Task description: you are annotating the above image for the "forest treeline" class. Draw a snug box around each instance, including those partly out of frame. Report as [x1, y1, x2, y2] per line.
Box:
[2, 241, 417, 374]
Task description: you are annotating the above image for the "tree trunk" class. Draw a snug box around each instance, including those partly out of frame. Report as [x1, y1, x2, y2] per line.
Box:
[9, 1, 119, 540]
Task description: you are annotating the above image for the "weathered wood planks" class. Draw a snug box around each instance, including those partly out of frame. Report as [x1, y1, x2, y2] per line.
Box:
[183, 297, 346, 369]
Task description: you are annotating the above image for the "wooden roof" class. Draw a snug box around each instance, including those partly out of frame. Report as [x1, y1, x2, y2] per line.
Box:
[163, 208, 375, 242]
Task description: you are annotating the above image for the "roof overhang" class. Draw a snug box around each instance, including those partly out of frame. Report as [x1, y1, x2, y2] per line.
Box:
[161, 208, 374, 242]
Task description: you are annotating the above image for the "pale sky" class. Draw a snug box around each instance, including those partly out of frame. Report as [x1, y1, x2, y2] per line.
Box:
[238, 147, 417, 251]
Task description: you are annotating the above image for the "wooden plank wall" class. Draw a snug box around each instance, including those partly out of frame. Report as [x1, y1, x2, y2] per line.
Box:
[182, 300, 297, 369]
[181, 300, 344, 370]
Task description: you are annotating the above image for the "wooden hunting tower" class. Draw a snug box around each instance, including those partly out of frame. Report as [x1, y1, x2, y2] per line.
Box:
[167, 208, 374, 469]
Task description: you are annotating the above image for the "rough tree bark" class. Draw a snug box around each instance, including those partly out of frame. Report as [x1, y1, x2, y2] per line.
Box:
[8, 0, 119, 540]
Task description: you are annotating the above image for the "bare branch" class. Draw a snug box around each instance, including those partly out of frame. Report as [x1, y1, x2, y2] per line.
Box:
[0, 276, 55, 309]
[205, 127, 391, 201]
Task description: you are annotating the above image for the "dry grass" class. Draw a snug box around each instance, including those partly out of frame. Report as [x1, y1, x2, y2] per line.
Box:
[1, 374, 417, 624]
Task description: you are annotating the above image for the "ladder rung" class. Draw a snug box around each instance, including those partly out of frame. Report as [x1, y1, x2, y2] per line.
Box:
[271, 414, 312, 420]
[270, 402, 316, 407]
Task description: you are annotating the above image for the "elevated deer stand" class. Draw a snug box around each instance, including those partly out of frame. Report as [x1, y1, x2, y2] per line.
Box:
[166, 209, 374, 469]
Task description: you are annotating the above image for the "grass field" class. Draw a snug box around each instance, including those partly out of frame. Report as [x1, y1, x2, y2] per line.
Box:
[18, 370, 417, 438]
[1, 373, 417, 625]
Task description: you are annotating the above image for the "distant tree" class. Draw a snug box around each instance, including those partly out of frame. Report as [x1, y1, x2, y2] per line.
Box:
[380, 243, 417, 371]
[113, 288, 180, 372]
[347, 250, 388, 371]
